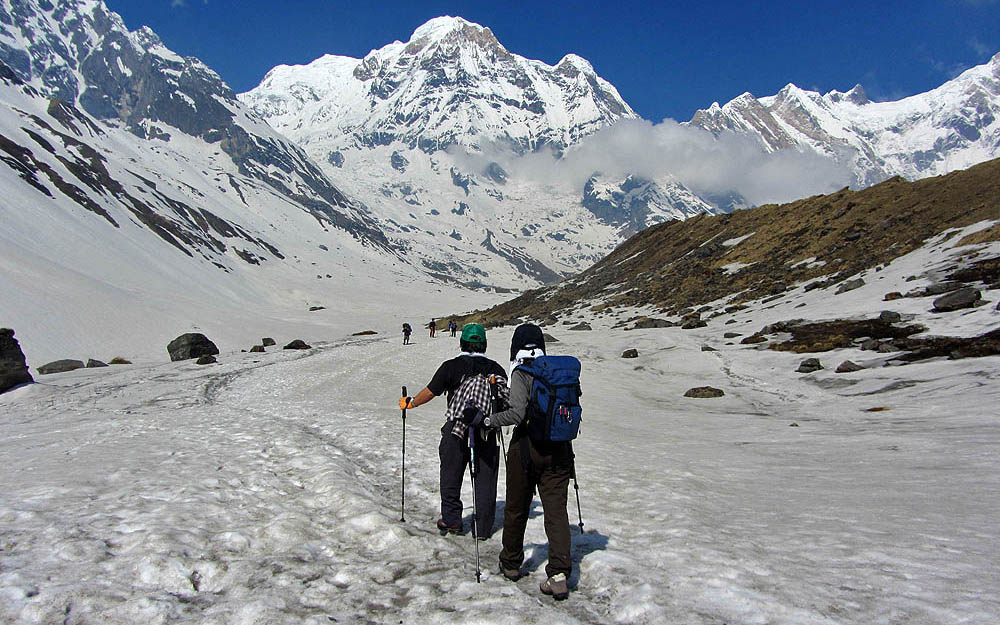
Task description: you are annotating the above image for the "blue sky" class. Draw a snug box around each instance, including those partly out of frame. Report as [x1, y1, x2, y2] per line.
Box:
[105, 0, 1000, 122]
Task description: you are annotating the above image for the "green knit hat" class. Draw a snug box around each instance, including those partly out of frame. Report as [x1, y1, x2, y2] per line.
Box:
[460, 323, 486, 344]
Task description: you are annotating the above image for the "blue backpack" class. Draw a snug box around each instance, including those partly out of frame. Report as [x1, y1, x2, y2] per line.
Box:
[516, 355, 582, 442]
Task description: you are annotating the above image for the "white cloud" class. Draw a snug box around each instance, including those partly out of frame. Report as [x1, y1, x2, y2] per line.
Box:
[457, 119, 852, 208]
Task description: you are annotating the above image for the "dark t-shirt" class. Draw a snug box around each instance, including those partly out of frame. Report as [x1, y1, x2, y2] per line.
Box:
[428, 354, 507, 402]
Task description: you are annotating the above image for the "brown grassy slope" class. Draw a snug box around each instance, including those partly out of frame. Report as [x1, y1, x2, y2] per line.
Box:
[462, 157, 1000, 325]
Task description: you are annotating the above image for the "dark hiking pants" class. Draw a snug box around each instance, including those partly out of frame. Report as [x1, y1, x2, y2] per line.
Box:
[499, 433, 572, 579]
[439, 424, 499, 536]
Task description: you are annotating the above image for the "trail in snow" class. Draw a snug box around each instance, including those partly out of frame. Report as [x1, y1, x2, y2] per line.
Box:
[2, 314, 999, 624]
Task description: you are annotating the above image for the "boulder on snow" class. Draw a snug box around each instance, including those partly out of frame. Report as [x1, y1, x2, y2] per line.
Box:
[568, 323, 592, 331]
[860, 338, 880, 351]
[835, 278, 865, 295]
[684, 386, 725, 398]
[86, 359, 108, 368]
[884, 291, 903, 301]
[38, 359, 85, 375]
[167, 333, 219, 362]
[836, 360, 864, 373]
[284, 339, 312, 350]
[723, 332, 742, 338]
[741, 334, 767, 345]
[352, 330, 378, 336]
[922, 281, 965, 297]
[631, 317, 674, 329]
[262, 337, 276, 347]
[249, 345, 265, 353]
[543, 333, 560, 343]
[108, 357, 132, 365]
[796, 358, 823, 373]
[196, 355, 217, 365]
[621, 348, 639, 358]
[932, 287, 982, 312]
[701, 345, 717, 352]
[0, 328, 33, 392]
[879, 310, 902, 324]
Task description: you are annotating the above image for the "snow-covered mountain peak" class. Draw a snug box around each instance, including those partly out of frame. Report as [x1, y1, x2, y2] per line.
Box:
[242, 15, 637, 156]
[825, 84, 869, 105]
[406, 15, 503, 51]
[688, 51, 1000, 185]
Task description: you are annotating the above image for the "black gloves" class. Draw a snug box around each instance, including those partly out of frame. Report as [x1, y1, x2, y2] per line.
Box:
[461, 403, 485, 427]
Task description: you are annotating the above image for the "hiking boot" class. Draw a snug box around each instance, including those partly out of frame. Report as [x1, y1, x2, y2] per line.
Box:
[539, 573, 568, 600]
[436, 519, 462, 535]
[499, 562, 521, 582]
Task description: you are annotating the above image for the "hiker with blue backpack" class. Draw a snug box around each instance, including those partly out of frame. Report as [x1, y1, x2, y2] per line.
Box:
[462, 323, 582, 601]
[397, 323, 508, 540]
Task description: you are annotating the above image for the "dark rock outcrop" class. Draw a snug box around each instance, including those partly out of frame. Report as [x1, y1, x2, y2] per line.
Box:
[196, 355, 217, 365]
[167, 333, 219, 361]
[352, 330, 378, 336]
[723, 332, 742, 338]
[767, 317, 926, 353]
[109, 357, 132, 365]
[836, 360, 864, 373]
[284, 339, 312, 350]
[86, 359, 108, 368]
[1, 328, 33, 392]
[621, 349, 639, 358]
[891, 328, 1000, 362]
[38, 359, 86, 375]
[262, 338, 276, 347]
[932, 288, 982, 312]
[249, 345, 265, 353]
[684, 386, 725, 398]
[568, 323, 592, 331]
[632, 317, 674, 329]
[543, 333, 560, 343]
[796, 358, 823, 373]
[835, 278, 865, 295]
[879, 310, 902, 323]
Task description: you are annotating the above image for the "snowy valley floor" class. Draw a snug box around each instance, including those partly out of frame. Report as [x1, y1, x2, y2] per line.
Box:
[2, 308, 998, 624]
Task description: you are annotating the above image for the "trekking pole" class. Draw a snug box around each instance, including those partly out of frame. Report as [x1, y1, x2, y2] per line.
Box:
[571, 460, 584, 533]
[400, 385, 407, 523]
[468, 425, 482, 583]
[498, 428, 507, 470]
[489, 376, 507, 469]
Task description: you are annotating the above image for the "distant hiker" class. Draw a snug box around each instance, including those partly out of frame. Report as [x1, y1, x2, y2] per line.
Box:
[480, 323, 581, 601]
[402, 322, 412, 345]
[449, 320, 458, 337]
[397, 323, 508, 537]
[429, 319, 437, 338]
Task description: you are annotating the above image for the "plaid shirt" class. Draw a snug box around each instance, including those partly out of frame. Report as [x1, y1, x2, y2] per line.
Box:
[445, 373, 509, 440]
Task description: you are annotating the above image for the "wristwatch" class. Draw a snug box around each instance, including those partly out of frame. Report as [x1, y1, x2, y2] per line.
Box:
[483, 416, 492, 427]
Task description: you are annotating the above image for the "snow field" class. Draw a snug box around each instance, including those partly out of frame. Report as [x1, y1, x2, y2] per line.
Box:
[3, 303, 998, 623]
[2, 224, 999, 623]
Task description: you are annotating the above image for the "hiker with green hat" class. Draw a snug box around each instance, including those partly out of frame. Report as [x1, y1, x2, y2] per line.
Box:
[397, 323, 508, 537]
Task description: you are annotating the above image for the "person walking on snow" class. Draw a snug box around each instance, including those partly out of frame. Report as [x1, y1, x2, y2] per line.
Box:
[472, 323, 573, 600]
[429, 319, 437, 338]
[402, 322, 412, 345]
[397, 323, 508, 537]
